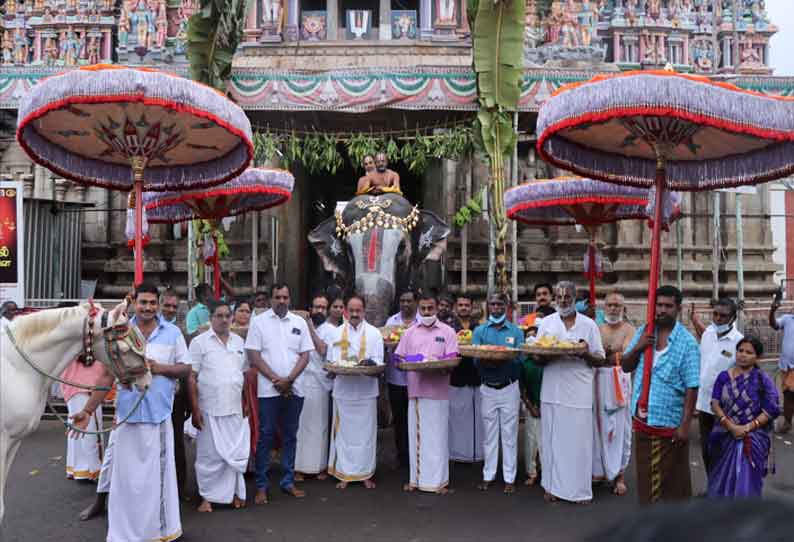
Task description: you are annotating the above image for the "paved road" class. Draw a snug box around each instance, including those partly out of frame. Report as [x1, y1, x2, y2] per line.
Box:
[3, 420, 794, 542]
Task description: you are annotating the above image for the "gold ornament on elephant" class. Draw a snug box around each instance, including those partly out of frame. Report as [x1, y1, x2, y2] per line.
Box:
[335, 204, 420, 238]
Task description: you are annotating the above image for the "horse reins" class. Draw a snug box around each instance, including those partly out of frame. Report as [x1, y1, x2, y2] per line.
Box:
[4, 301, 150, 435]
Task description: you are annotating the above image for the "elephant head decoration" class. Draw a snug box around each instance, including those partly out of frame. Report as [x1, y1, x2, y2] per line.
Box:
[309, 194, 450, 327]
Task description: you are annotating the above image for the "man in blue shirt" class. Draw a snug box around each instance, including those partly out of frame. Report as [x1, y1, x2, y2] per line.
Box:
[472, 293, 524, 494]
[622, 285, 700, 505]
[186, 283, 212, 335]
[73, 283, 191, 540]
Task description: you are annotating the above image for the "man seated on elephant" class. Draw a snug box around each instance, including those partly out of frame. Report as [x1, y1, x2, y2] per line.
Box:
[356, 152, 402, 196]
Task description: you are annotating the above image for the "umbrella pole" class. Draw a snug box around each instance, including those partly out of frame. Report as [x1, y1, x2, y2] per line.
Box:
[131, 156, 148, 286]
[213, 231, 221, 299]
[588, 230, 597, 307]
[639, 148, 667, 418]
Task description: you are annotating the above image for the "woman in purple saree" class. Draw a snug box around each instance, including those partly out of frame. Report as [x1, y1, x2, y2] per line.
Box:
[708, 336, 780, 498]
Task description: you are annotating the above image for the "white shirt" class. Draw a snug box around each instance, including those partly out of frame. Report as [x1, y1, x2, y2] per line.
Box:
[0, 317, 8, 333]
[245, 309, 314, 398]
[189, 328, 247, 417]
[696, 325, 743, 414]
[537, 312, 605, 409]
[306, 321, 340, 390]
[326, 321, 384, 400]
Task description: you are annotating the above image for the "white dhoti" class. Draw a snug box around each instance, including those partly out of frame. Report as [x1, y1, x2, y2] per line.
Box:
[65, 394, 103, 480]
[96, 425, 115, 493]
[295, 376, 331, 474]
[107, 418, 181, 542]
[522, 408, 541, 478]
[448, 385, 484, 462]
[408, 398, 449, 492]
[328, 398, 377, 482]
[592, 367, 632, 482]
[480, 382, 519, 484]
[541, 402, 593, 502]
[195, 412, 250, 503]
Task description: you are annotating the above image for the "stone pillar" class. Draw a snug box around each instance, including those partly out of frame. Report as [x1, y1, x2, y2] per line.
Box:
[285, 0, 299, 41]
[21, 174, 34, 198]
[102, 29, 112, 60]
[244, 0, 259, 42]
[54, 178, 70, 202]
[34, 30, 42, 62]
[420, 0, 432, 40]
[327, 0, 339, 40]
[379, 0, 391, 40]
[613, 32, 621, 62]
[683, 35, 689, 66]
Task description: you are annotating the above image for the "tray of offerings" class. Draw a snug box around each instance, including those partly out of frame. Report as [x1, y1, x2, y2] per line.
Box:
[397, 357, 461, 372]
[522, 336, 588, 357]
[323, 360, 385, 376]
[458, 345, 520, 361]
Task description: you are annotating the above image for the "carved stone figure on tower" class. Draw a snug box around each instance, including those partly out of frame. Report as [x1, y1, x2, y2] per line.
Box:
[262, 0, 283, 32]
[119, 1, 131, 47]
[155, 0, 167, 48]
[87, 35, 100, 63]
[436, 0, 457, 26]
[2, 32, 13, 66]
[13, 28, 29, 65]
[560, 0, 581, 47]
[130, 0, 155, 49]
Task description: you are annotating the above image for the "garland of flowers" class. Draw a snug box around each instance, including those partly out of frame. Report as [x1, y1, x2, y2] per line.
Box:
[252, 125, 474, 175]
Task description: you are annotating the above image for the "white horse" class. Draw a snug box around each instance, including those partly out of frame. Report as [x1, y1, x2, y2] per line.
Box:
[0, 300, 150, 524]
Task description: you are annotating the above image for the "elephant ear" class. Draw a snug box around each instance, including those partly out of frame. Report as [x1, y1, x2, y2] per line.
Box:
[308, 217, 350, 280]
[413, 210, 451, 263]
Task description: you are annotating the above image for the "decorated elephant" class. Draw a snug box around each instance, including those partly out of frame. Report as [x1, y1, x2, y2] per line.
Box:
[308, 193, 450, 327]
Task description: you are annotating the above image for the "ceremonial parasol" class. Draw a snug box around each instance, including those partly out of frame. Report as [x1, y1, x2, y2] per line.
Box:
[536, 69, 794, 422]
[16, 65, 254, 285]
[144, 167, 295, 297]
[505, 176, 680, 306]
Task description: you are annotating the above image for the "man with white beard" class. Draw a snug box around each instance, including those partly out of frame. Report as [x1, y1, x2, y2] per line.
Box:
[536, 281, 605, 504]
[593, 291, 635, 496]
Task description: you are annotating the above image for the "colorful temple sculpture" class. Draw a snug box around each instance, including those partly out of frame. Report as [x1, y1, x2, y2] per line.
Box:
[0, 0, 788, 314]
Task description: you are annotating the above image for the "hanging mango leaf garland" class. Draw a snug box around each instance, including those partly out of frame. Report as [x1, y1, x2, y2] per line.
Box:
[186, 0, 251, 94]
[472, 0, 524, 293]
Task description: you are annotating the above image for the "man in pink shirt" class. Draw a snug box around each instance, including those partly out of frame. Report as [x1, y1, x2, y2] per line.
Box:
[395, 293, 459, 494]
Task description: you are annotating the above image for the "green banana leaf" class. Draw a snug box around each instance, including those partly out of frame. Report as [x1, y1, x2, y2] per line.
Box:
[477, 109, 516, 164]
[186, 0, 250, 94]
[473, 0, 525, 110]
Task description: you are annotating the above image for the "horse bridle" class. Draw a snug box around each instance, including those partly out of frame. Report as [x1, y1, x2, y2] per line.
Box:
[82, 300, 148, 385]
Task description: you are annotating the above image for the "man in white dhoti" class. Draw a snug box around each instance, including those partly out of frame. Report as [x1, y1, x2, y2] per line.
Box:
[61, 357, 105, 481]
[295, 295, 344, 480]
[395, 293, 459, 494]
[593, 291, 635, 496]
[72, 282, 191, 542]
[449, 294, 485, 463]
[188, 300, 250, 512]
[536, 281, 605, 504]
[472, 293, 525, 494]
[326, 295, 384, 489]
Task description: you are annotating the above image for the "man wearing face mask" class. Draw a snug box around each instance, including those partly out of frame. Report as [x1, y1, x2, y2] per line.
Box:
[394, 294, 459, 493]
[691, 298, 742, 472]
[472, 293, 525, 494]
[535, 281, 605, 504]
[593, 291, 635, 496]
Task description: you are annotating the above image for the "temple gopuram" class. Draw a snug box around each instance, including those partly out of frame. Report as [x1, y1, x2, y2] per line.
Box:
[0, 0, 789, 315]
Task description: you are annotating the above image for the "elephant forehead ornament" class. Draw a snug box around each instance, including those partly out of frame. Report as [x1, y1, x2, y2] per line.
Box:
[334, 196, 420, 238]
